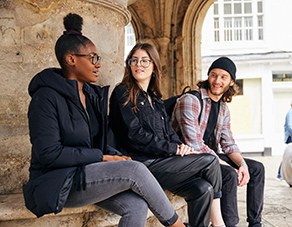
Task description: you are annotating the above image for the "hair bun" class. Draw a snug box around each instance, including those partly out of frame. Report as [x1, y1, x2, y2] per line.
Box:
[63, 13, 83, 35]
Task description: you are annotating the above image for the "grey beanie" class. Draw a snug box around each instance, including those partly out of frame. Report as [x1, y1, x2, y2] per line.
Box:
[207, 57, 236, 81]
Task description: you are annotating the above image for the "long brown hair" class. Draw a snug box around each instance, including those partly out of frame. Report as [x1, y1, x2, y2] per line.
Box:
[121, 42, 162, 112]
[197, 79, 239, 103]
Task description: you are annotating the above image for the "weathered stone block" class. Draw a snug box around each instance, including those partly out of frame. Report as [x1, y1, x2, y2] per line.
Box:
[0, 193, 188, 227]
[0, 0, 130, 194]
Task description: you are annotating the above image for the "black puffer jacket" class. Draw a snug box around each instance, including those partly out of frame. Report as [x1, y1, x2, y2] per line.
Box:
[109, 83, 181, 162]
[23, 68, 118, 217]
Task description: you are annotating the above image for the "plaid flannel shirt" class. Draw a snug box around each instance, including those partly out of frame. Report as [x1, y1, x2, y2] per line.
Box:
[172, 88, 240, 157]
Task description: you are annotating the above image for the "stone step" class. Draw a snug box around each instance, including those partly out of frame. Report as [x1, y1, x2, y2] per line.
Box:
[0, 193, 119, 227]
[0, 192, 187, 227]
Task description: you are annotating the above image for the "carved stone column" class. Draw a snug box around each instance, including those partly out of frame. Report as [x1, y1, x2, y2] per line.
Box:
[0, 0, 130, 193]
[156, 37, 172, 98]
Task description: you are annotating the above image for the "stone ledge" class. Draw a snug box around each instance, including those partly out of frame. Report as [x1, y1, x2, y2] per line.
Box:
[0, 193, 99, 221]
[0, 192, 187, 226]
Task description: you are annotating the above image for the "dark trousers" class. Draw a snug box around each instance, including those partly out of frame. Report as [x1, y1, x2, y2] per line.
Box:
[219, 154, 265, 227]
[145, 153, 222, 227]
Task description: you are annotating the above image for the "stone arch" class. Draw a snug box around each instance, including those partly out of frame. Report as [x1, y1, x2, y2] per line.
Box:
[126, 0, 214, 97]
[128, 7, 143, 41]
[128, 7, 160, 49]
[175, 0, 214, 94]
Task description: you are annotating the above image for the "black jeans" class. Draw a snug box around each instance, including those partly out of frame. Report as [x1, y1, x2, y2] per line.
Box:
[145, 153, 222, 227]
[219, 154, 265, 227]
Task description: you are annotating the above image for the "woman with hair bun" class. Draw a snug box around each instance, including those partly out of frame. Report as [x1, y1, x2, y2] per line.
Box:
[23, 13, 186, 227]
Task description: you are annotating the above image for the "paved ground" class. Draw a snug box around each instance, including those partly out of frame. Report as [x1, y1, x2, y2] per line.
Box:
[237, 155, 292, 227]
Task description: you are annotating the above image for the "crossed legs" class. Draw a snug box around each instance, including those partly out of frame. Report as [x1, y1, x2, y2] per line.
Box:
[65, 160, 180, 226]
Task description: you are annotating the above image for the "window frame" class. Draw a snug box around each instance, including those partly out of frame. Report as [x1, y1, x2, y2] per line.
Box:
[213, 0, 264, 43]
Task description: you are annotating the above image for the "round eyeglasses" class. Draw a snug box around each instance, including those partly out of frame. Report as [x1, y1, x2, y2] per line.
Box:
[73, 53, 101, 65]
[128, 58, 152, 68]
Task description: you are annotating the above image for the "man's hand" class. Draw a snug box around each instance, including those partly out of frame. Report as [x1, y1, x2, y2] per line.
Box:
[103, 155, 132, 162]
[237, 164, 250, 187]
[227, 153, 250, 187]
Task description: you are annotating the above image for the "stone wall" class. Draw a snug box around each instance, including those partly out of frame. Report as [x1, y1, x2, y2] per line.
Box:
[0, 0, 130, 194]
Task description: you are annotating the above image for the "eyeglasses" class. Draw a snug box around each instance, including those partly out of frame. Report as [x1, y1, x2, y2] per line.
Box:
[73, 53, 102, 65]
[128, 58, 152, 68]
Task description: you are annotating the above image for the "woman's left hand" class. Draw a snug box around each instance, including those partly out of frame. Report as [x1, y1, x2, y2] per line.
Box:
[103, 155, 132, 162]
[176, 144, 196, 157]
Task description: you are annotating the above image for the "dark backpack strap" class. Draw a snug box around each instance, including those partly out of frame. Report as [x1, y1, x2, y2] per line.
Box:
[187, 90, 203, 123]
[181, 85, 191, 94]
[163, 86, 202, 121]
[163, 86, 191, 118]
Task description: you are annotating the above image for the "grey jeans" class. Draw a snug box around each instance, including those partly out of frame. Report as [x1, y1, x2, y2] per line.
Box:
[65, 160, 178, 227]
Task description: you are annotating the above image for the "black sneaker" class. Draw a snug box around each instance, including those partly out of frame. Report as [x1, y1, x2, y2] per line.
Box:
[248, 223, 262, 227]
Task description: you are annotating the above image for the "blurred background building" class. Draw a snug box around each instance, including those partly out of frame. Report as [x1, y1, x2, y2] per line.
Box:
[201, 0, 292, 155]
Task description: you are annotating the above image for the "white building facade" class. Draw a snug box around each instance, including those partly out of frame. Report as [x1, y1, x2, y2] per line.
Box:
[201, 0, 292, 155]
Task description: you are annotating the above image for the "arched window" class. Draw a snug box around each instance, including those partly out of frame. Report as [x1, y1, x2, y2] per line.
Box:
[124, 23, 136, 59]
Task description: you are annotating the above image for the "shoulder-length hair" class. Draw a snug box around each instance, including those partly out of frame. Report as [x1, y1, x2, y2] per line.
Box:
[121, 42, 162, 112]
[197, 79, 239, 103]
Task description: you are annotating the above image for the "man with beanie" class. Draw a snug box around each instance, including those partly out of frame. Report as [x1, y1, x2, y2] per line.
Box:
[172, 57, 265, 227]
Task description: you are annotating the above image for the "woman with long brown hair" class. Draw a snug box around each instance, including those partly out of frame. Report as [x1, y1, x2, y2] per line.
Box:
[109, 42, 225, 227]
